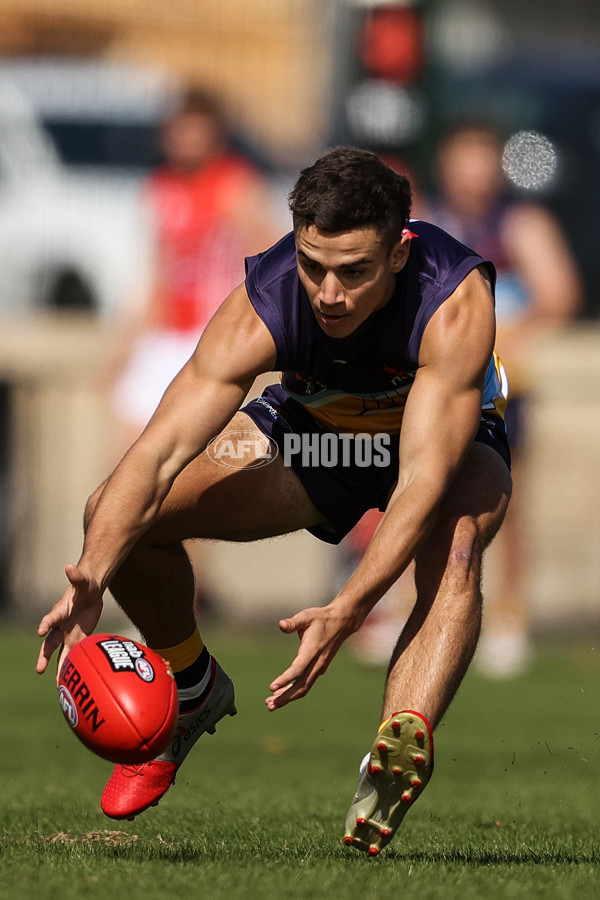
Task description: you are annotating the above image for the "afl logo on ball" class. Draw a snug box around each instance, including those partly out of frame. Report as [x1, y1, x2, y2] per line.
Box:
[135, 658, 155, 682]
[59, 685, 78, 727]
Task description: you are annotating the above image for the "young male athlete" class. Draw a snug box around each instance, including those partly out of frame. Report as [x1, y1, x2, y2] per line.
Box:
[36, 147, 511, 856]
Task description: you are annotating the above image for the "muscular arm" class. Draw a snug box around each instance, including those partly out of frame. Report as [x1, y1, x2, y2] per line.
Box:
[267, 266, 495, 707]
[82, 286, 275, 588]
[37, 284, 276, 672]
[336, 266, 494, 616]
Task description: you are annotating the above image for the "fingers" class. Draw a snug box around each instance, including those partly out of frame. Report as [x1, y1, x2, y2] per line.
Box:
[278, 617, 298, 635]
[267, 605, 348, 710]
[37, 613, 54, 639]
[265, 685, 294, 711]
[37, 596, 68, 637]
[266, 642, 324, 710]
[269, 634, 315, 694]
[265, 678, 312, 710]
[36, 619, 87, 681]
[36, 603, 66, 674]
[265, 679, 305, 711]
[36, 627, 62, 674]
[35, 564, 99, 676]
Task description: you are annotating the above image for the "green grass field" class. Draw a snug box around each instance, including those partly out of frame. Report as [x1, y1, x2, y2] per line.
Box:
[1, 621, 598, 899]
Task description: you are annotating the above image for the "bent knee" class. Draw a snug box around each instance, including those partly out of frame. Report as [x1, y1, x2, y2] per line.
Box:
[448, 515, 481, 565]
[417, 514, 482, 587]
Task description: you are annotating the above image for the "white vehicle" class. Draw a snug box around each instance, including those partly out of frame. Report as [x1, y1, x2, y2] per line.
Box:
[0, 58, 177, 319]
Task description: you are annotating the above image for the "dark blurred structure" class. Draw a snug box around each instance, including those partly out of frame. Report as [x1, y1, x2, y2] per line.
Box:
[328, 0, 600, 317]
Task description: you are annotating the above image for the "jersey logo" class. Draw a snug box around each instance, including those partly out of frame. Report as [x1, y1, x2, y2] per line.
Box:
[382, 365, 416, 391]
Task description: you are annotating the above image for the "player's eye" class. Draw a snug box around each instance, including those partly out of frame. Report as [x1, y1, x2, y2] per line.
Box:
[300, 259, 323, 276]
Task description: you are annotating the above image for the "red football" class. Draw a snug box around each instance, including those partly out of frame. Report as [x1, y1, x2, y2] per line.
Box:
[58, 633, 179, 764]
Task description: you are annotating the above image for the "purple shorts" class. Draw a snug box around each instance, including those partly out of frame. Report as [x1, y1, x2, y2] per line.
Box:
[242, 384, 510, 545]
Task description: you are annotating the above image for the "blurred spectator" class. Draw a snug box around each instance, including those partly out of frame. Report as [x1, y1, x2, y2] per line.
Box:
[348, 121, 583, 672]
[103, 88, 280, 457]
[425, 118, 583, 677]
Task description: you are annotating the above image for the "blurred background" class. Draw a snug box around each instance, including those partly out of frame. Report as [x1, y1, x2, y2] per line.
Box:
[0, 0, 598, 654]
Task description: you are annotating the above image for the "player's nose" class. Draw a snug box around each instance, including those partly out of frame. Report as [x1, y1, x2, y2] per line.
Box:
[318, 272, 344, 307]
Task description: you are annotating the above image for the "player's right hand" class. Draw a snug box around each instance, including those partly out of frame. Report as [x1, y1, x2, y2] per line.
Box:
[265, 602, 355, 710]
[36, 563, 104, 680]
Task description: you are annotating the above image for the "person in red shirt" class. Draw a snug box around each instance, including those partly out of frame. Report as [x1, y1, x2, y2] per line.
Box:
[106, 89, 279, 456]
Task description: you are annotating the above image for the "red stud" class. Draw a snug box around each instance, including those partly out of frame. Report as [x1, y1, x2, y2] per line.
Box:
[391, 720, 401, 732]
[392, 766, 403, 776]
[414, 728, 425, 740]
[376, 741, 388, 753]
[356, 817, 367, 826]
[380, 828, 391, 838]
[343, 835, 354, 845]
[411, 778, 422, 789]
[367, 763, 373, 775]
[371, 764, 383, 775]
[368, 846, 380, 857]
[401, 793, 412, 804]
[413, 754, 425, 766]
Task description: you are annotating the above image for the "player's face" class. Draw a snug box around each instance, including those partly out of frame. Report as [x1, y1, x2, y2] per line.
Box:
[296, 225, 410, 339]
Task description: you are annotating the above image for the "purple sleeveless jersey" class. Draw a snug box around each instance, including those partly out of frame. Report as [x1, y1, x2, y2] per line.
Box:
[241, 222, 510, 543]
[244, 222, 506, 436]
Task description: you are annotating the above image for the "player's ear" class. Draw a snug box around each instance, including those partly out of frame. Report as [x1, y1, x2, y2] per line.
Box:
[390, 232, 411, 273]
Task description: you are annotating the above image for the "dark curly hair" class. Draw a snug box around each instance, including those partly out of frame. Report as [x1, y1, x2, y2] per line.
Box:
[288, 146, 412, 251]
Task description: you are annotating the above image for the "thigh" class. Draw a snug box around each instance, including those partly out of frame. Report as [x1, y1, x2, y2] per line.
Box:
[146, 412, 327, 545]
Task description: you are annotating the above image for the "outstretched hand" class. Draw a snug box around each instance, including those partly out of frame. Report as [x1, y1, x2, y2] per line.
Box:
[265, 603, 355, 710]
[36, 563, 104, 679]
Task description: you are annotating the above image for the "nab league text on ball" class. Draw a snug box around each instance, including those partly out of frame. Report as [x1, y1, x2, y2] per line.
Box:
[57, 634, 179, 764]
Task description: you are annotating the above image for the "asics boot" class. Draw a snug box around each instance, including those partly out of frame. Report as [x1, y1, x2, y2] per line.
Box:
[101, 657, 236, 820]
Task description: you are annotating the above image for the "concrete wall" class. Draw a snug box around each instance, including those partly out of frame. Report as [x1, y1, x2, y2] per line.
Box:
[2, 315, 599, 632]
[516, 327, 600, 629]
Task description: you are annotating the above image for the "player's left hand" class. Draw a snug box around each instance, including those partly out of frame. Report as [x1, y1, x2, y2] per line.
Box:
[36, 563, 104, 681]
[265, 603, 356, 710]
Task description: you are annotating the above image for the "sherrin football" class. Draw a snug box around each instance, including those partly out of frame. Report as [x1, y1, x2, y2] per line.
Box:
[58, 633, 179, 764]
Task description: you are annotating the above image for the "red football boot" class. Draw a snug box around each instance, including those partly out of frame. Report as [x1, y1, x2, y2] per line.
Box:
[101, 657, 236, 820]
